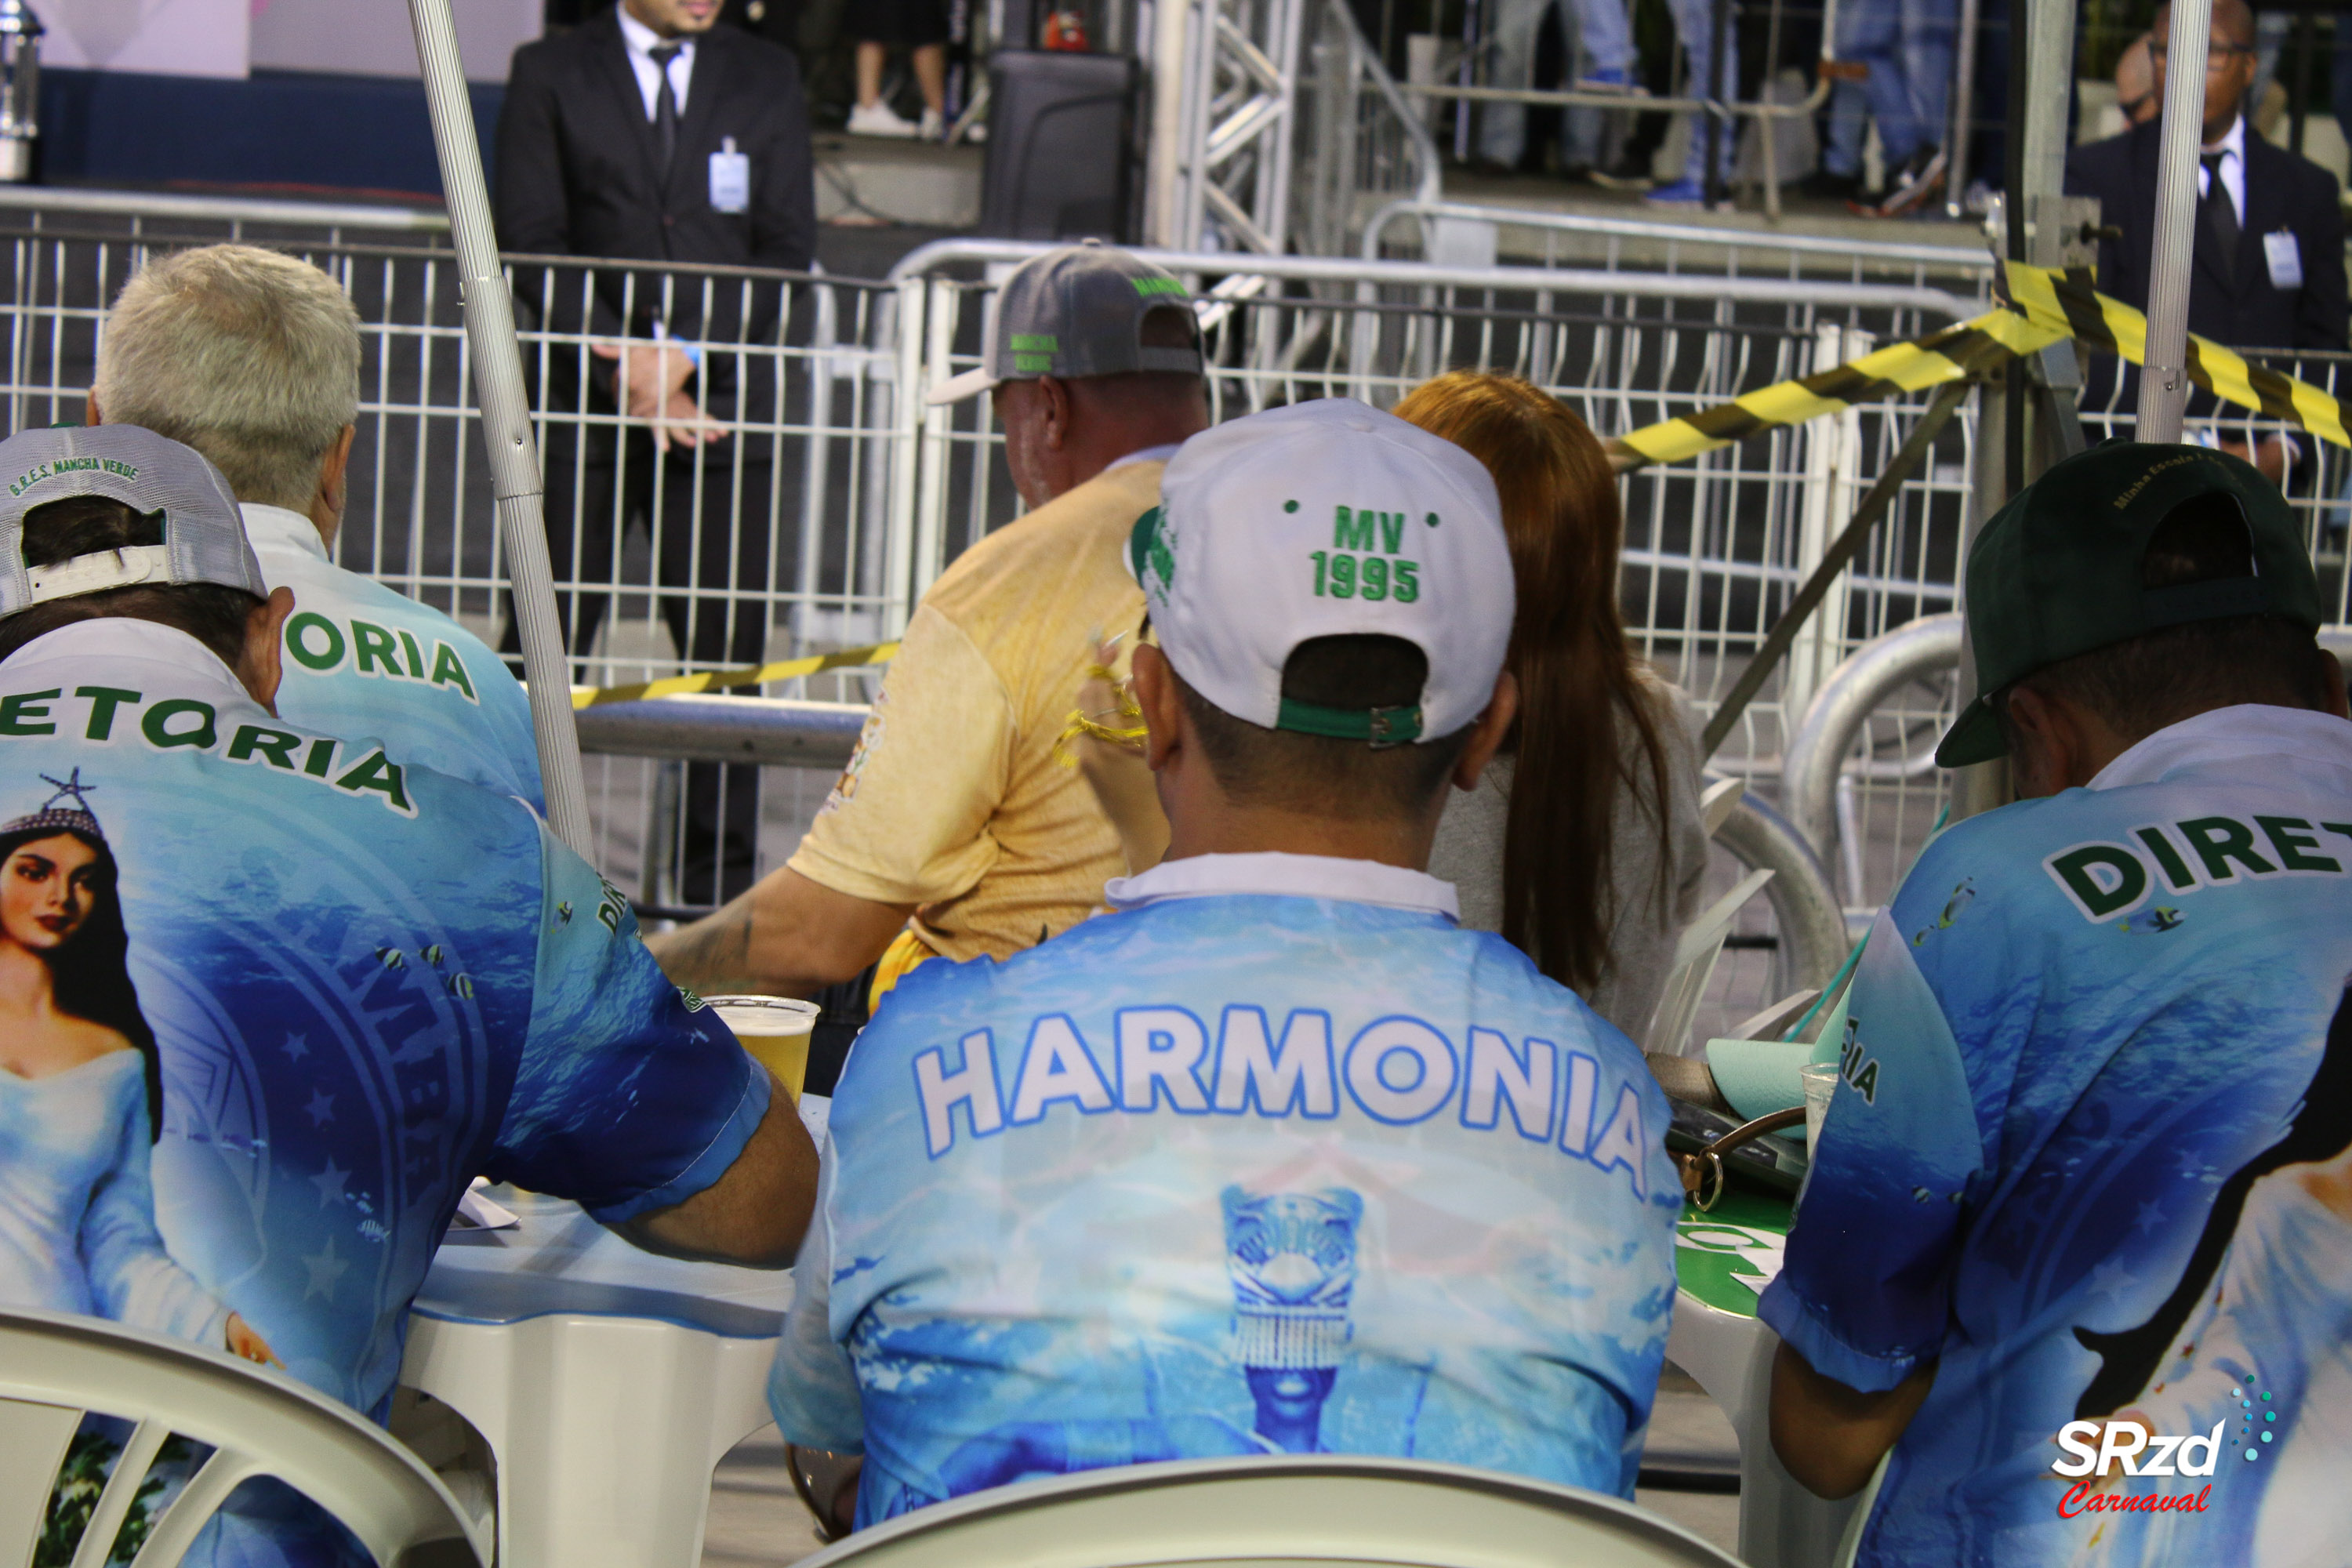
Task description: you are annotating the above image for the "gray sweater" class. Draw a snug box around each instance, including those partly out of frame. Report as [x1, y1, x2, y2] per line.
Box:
[1427, 677, 1711, 1042]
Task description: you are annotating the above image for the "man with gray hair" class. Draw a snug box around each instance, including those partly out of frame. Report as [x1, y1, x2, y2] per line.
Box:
[89, 243, 543, 806]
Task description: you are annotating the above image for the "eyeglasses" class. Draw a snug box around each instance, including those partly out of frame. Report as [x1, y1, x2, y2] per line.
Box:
[2149, 41, 2255, 71]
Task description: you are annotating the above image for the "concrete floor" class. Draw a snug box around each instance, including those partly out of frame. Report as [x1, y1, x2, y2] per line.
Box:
[695, 1374, 1744, 1566]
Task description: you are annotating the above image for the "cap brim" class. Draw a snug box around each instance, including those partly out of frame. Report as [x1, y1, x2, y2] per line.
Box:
[1933, 695, 2007, 768]
[924, 366, 1001, 406]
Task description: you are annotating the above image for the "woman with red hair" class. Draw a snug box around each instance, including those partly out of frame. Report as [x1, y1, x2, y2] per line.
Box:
[1393, 372, 1708, 1040]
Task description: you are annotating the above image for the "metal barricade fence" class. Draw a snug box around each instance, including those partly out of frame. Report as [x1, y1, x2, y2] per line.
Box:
[888, 238, 1979, 1044]
[0, 188, 1989, 1044]
[0, 194, 902, 907]
[1357, 196, 1999, 297]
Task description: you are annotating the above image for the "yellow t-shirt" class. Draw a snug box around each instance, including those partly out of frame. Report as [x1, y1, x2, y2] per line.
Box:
[789, 459, 1160, 963]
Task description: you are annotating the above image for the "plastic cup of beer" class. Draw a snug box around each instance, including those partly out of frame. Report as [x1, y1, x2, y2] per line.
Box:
[706, 995, 822, 1098]
[1799, 1063, 1841, 1151]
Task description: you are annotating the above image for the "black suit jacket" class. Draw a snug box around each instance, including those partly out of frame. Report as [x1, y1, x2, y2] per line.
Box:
[2065, 118, 2347, 416]
[497, 9, 818, 452]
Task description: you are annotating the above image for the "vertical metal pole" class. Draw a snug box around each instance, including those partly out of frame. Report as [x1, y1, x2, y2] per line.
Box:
[1950, 0, 2078, 824]
[1147, 0, 1190, 244]
[2137, 0, 2212, 444]
[406, 0, 596, 859]
[1941, 0, 1980, 220]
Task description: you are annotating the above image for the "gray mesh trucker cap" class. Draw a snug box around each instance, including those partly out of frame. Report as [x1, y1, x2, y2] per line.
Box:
[926, 240, 1205, 405]
[0, 425, 267, 618]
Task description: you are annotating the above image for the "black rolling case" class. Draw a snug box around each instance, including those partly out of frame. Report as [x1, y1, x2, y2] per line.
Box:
[979, 49, 1140, 241]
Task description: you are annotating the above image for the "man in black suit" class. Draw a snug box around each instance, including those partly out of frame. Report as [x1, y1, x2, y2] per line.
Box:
[2066, 0, 2347, 485]
[499, 0, 818, 904]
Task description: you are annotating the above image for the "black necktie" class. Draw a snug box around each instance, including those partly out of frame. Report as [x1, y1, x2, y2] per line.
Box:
[650, 42, 682, 174]
[2201, 150, 2240, 286]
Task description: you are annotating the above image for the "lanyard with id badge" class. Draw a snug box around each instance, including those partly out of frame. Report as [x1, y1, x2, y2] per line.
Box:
[2264, 228, 2304, 291]
[710, 136, 751, 215]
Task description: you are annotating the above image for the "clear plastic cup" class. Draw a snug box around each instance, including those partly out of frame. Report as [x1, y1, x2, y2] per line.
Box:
[1800, 1063, 1841, 1150]
[706, 995, 822, 1098]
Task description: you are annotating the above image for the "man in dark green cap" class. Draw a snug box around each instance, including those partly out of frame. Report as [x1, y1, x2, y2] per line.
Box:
[1757, 442, 2352, 1566]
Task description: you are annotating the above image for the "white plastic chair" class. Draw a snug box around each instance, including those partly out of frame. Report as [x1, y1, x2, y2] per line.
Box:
[0, 1307, 483, 1568]
[789, 1454, 1746, 1566]
[1664, 1301, 1864, 1568]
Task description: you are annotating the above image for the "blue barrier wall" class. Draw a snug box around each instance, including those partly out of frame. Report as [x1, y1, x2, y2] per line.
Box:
[38, 69, 503, 201]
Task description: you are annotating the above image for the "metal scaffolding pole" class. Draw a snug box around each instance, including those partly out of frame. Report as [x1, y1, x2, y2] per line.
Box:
[2138, 0, 2214, 442]
[405, 0, 596, 861]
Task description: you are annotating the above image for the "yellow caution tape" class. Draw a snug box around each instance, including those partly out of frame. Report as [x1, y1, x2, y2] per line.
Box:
[1613, 261, 2352, 468]
[571, 640, 899, 709]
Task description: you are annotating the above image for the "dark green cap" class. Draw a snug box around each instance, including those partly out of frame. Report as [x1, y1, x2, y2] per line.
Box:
[1937, 441, 2323, 768]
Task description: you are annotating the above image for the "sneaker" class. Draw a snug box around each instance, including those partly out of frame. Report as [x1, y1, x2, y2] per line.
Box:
[1574, 66, 1648, 96]
[1642, 177, 1708, 206]
[1871, 147, 1946, 217]
[1588, 154, 1655, 191]
[918, 107, 944, 140]
[847, 100, 920, 139]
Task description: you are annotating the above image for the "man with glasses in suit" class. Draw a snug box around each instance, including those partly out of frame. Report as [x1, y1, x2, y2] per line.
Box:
[2066, 0, 2347, 486]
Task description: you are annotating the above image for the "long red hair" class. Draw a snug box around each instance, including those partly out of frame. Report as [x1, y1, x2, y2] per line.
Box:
[1393, 372, 1672, 992]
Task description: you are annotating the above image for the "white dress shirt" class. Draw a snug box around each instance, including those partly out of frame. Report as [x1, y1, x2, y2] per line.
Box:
[2195, 114, 2247, 228]
[615, 6, 695, 121]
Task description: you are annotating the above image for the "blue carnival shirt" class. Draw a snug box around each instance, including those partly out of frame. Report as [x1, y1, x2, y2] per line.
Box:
[771, 851, 1682, 1527]
[1760, 704, 2352, 1568]
[246, 504, 543, 810]
[0, 620, 763, 1422]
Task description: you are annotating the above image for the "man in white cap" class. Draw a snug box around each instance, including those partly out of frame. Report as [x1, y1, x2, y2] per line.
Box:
[652, 241, 1210, 1047]
[768, 399, 1682, 1526]
[0, 423, 815, 1559]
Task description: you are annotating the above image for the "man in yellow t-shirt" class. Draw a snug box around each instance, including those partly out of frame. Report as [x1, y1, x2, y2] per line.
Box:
[650, 242, 1209, 1010]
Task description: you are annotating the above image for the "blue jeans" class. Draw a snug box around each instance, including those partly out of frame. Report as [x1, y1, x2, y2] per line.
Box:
[1836, 0, 1958, 168]
[1477, 0, 1635, 163]
[1478, 0, 1734, 180]
[1820, 77, 1869, 177]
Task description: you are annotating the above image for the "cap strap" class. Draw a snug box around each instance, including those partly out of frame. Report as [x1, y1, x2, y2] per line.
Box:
[2142, 575, 2274, 627]
[26, 545, 172, 606]
[1276, 697, 1424, 748]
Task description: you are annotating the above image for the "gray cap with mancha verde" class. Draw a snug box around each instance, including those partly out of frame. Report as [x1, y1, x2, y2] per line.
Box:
[0, 423, 267, 619]
[1936, 441, 2324, 768]
[926, 240, 1204, 405]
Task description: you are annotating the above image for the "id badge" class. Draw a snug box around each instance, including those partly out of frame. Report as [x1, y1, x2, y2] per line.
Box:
[2264, 230, 2304, 291]
[710, 136, 751, 215]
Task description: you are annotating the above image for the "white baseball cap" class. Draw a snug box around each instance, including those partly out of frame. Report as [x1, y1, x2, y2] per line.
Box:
[0, 424, 267, 618]
[1128, 399, 1513, 746]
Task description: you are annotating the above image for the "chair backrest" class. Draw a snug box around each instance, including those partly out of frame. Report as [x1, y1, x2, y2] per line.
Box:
[789, 1454, 1745, 1567]
[0, 1307, 482, 1568]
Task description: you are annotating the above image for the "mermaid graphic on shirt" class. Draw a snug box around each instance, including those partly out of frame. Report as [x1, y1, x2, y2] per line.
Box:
[0, 772, 274, 1364]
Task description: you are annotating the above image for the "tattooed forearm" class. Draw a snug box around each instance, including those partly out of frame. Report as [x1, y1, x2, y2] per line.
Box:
[648, 901, 757, 990]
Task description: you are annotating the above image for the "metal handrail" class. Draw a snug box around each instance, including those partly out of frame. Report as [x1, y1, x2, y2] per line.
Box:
[1780, 613, 1962, 866]
[0, 184, 452, 233]
[884, 238, 1980, 321]
[1357, 197, 1995, 274]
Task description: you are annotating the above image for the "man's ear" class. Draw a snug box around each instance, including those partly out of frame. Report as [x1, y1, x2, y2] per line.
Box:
[1452, 669, 1519, 792]
[2002, 682, 2074, 799]
[311, 425, 357, 544]
[2318, 645, 2350, 721]
[84, 393, 102, 427]
[1038, 376, 1073, 451]
[1132, 643, 1185, 773]
[241, 586, 295, 716]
